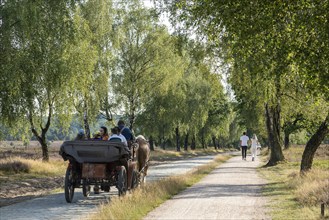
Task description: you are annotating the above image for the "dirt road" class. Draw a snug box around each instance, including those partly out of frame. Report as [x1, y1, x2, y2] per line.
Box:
[0, 155, 218, 220]
[144, 156, 269, 220]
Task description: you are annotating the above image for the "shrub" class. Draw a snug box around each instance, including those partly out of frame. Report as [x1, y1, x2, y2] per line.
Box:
[296, 179, 329, 206]
[0, 160, 30, 173]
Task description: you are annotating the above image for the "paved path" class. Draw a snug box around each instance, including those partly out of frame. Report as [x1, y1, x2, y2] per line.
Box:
[144, 156, 270, 220]
[0, 155, 218, 220]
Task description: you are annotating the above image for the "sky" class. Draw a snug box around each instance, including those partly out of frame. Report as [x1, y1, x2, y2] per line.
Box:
[143, 0, 173, 32]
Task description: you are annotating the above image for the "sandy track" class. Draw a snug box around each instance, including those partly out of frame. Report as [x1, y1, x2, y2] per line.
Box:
[144, 156, 270, 220]
[0, 155, 218, 220]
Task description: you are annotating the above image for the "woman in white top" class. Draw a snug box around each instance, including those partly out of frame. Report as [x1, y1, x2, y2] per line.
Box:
[250, 134, 259, 161]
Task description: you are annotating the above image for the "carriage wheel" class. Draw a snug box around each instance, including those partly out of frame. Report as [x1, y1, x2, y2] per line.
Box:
[64, 165, 75, 203]
[117, 166, 127, 196]
[82, 180, 90, 197]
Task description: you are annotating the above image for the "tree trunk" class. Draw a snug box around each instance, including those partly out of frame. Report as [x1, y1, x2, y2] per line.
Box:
[265, 103, 285, 166]
[284, 130, 291, 149]
[184, 133, 189, 151]
[283, 114, 304, 150]
[175, 126, 180, 152]
[301, 114, 329, 173]
[84, 102, 91, 139]
[40, 132, 49, 161]
[160, 130, 165, 150]
[159, 137, 165, 150]
[129, 97, 135, 131]
[212, 136, 217, 150]
[28, 103, 52, 161]
[30, 128, 49, 162]
[149, 135, 154, 151]
[102, 93, 113, 122]
[129, 114, 135, 131]
[201, 127, 206, 149]
[191, 134, 196, 150]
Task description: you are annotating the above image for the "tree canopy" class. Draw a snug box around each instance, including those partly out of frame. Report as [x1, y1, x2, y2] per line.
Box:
[1, 0, 326, 171]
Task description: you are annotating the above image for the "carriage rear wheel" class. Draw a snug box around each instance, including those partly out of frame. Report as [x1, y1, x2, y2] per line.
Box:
[117, 166, 127, 196]
[64, 165, 75, 203]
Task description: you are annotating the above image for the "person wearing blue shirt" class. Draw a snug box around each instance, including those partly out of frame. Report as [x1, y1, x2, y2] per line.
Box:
[117, 120, 134, 147]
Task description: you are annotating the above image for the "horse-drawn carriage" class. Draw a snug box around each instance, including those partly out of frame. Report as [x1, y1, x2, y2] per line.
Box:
[59, 139, 148, 203]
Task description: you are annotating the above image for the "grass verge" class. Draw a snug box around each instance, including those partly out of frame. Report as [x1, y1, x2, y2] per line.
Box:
[88, 154, 230, 220]
[259, 145, 329, 220]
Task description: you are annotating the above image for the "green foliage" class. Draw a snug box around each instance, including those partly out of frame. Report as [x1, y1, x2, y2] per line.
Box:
[135, 37, 230, 149]
[0, 0, 77, 134]
[0, 0, 113, 159]
[0, 0, 237, 153]
[290, 130, 309, 145]
[158, 0, 329, 159]
[111, 0, 185, 129]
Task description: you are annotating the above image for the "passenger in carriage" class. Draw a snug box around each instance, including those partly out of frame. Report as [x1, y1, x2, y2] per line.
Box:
[99, 126, 109, 140]
[74, 129, 86, 140]
[109, 127, 128, 146]
[92, 132, 102, 140]
[117, 120, 134, 147]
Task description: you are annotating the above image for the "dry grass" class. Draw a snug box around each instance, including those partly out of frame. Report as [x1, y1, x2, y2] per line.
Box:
[0, 159, 30, 173]
[259, 145, 329, 219]
[151, 147, 233, 162]
[0, 157, 67, 177]
[88, 154, 230, 220]
[296, 178, 329, 206]
[0, 141, 63, 161]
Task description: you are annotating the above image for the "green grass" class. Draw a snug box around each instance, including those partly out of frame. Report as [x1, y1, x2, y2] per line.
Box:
[259, 145, 329, 220]
[88, 154, 230, 220]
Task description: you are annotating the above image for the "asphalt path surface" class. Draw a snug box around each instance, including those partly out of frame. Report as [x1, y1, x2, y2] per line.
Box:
[0, 155, 218, 220]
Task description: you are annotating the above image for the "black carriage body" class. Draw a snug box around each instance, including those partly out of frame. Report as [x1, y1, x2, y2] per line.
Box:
[59, 140, 134, 202]
[59, 140, 130, 163]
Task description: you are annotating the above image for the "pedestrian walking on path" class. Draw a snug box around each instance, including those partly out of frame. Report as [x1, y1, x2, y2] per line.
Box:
[240, 132, 249, 160]
[250, 134, 259, 161]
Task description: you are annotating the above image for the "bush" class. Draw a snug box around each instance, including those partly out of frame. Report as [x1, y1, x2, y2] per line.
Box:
[0, 160, 30, 173]
[296, 179, 329, 206]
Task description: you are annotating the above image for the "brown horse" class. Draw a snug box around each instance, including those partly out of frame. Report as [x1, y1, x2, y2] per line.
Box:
[135, 135, 150, 184]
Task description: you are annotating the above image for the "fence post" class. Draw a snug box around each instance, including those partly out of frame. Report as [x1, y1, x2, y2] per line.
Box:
[321, 203, 324, 217]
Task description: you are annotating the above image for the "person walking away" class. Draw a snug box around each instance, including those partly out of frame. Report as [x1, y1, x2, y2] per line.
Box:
[240, 132, 249, 160]
[250, 134, 259, 161]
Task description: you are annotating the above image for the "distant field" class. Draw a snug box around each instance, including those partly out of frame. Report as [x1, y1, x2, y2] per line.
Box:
[0, 140, 235, 161]
[0, 140, 63, 148]
[0, 141, 63, 160]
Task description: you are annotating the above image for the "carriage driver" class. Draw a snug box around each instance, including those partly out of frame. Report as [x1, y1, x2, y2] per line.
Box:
[117, 120, 134, 148]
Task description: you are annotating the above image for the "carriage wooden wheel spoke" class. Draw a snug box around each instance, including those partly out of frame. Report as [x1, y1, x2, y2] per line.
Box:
[64, 165, 75, 203]
[117, 166, 127, 196]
